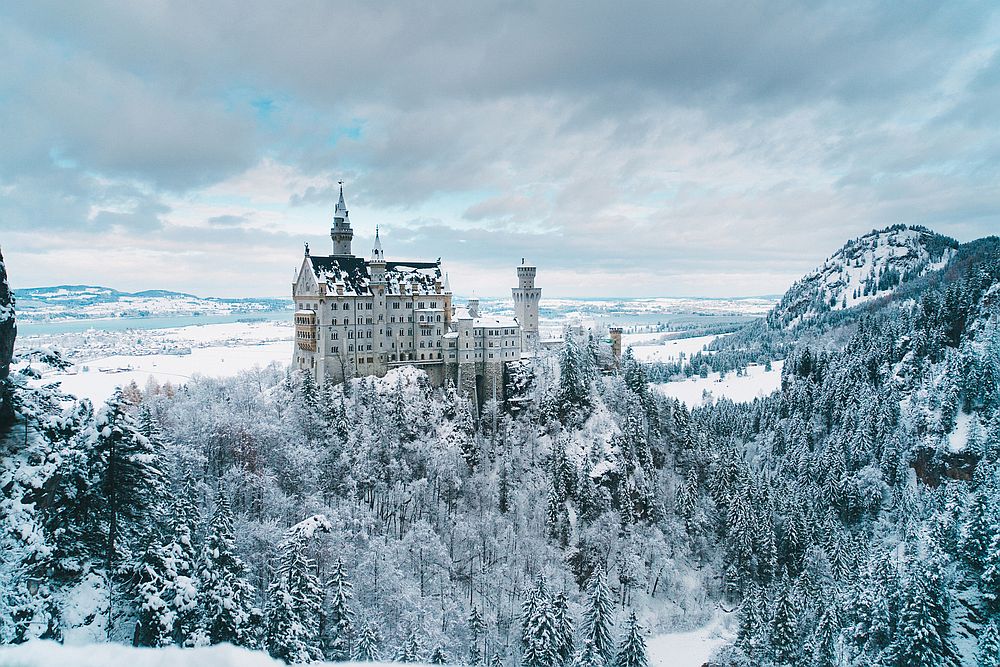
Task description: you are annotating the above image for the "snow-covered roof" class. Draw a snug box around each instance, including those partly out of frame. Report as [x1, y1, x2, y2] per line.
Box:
[473, 316, 519, 328]
[308, 255, 441, 296]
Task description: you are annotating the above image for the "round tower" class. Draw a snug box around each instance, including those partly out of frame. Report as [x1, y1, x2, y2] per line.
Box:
[331, 181, 354, 255]
[512, 258, 541, 350]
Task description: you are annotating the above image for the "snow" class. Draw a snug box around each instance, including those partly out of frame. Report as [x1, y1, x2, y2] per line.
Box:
[626, 334, 722, 363]
[653, 361, 785, 407]
[41, 342, 290, 404]
[947, 411, 974, 453]
[18, 320, 294, 404]
[647, 613, 732, 667]
[0, 641, 441, 667]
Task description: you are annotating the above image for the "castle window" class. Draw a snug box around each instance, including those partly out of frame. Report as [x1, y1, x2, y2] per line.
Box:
[431, 302, 437, 308]
[343, 303, 349, 310]
[333, 346, 339, 353]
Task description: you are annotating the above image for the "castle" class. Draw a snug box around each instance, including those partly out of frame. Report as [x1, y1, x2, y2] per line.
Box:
[292, 185, 541, 403]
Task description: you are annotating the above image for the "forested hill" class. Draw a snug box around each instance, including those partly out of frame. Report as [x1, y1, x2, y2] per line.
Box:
[1, 230, 1000, 667]
[767, 225, 959, 328]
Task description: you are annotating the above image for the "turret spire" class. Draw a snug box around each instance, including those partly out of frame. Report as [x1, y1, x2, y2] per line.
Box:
[331, 180, 354, 255]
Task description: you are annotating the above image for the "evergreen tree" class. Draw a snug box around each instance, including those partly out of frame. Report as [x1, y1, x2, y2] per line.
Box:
[979, 618, 1000, 667]
[891, 559, 956, 667]
[93, 390, 165, 574]
[960, 490, 993, 572]
[984, 526, 1000, 614]
[397, 628, 421, 663]
[581, 570, 616, 664]
[552, 591, 575, 665]
[573, 638, 605, 667]
[265, 517, 330, 663]
[354, 622, 382, 661]
[770, 575, 801, 666]
[198, 493, 256, 646]
[431, 644, 449, 664]
[469, 606, 486, 665]
[614, 611, 648, 667]
[134, 540, 178, 647]
[323, 557, 355, 660]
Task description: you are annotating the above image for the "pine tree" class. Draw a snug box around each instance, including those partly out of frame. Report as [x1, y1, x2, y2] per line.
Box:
[552, 591, 575, 665]
[469, 606, 487, 665]
[984, 526, 1000, 613]
[134, 491, 201, 647]
[355, 622, 382, 661]
[93, 390, 165, 573]
[265, 517, 330, 663]
[770, 575, 801, 666]
[198, 493, 256, 647]
[323, 557, 356, 660]
[891, 559, 957, 667]
[581, 570, 616, 664]
[498, 459, 511, 514]
[573, 638, 605, 667]
[134, 540, 177, 647]
[808, 604, 840, 667]
[431, 644, 449, 664]
[614, 611, 648, 667]
[960, 490, 993, 573]
[979, 618, 1000, 667]
[523, 593, 560, 667]
[397, 627, 421, 663]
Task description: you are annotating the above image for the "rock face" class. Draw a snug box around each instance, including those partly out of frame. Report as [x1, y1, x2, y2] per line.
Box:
[0, 247, 16, 430]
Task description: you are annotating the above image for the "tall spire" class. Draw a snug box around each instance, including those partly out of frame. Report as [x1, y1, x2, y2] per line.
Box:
[372, 225, 384, 261]
[331, 180, 354, 255]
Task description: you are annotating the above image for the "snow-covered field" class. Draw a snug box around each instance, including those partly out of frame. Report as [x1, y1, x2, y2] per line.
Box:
[648, 614, 732, 667]
[653, 360, 785, 407]
[29, 320, 293, 403]
[626, 334, 722, 363]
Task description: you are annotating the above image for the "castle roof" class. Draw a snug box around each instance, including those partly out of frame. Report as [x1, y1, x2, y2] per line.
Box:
[308, 255, 442, 296]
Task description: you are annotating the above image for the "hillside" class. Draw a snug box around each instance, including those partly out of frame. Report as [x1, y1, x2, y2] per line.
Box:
[15, 285, 291, 322]
[767, 225, 958, 328]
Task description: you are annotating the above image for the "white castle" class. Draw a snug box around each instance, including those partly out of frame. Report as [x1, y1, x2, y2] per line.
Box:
[292, 185, 541, 403]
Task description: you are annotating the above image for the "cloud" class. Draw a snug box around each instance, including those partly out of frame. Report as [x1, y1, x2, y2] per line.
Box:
[1, 1, 999, 298]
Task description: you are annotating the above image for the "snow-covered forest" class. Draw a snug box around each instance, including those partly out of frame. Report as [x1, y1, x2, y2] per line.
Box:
[3, 226, 1000, 666]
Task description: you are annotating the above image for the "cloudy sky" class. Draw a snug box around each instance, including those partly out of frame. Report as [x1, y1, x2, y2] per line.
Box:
[2, 2, 999, 298]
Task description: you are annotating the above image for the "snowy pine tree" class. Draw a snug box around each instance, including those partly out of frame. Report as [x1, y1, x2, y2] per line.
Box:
[614, 611, 648, 667]
[322, 557, 355, 660]
[581, 570, 615, 665]
[197, 493, 256, 647]
[264, 515, 331, 663]
[354, 622, 381, 661]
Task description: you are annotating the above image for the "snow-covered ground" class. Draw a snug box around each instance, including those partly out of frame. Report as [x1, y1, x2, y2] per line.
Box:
[27, 320, 293, 404]
[648, 613, 732, 667]
[626, 334, 722, 363]
[653, 360, 785, 407]
[1, 624, 733, 667]
[0, 641, 344, 666]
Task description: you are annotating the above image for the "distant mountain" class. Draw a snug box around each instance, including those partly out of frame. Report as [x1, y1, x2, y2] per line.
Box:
[767, 224, 959, 328]
[15, 285, 291, 322]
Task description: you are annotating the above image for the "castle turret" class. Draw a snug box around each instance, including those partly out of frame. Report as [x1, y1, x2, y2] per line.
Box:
[512, 258, 541, 350]
[331, 181, 354, 255]
[370, 226, 386, 283]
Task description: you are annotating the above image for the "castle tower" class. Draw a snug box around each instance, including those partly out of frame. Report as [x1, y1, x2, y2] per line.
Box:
[331, 181, 354, 255]
[512, 258, 541, 350]
[370, 226, 386, 282]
